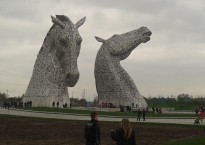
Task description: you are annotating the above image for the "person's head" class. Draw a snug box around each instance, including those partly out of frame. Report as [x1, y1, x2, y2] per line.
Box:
[121, 118, 132, 139]
[90, 111, 98, 121]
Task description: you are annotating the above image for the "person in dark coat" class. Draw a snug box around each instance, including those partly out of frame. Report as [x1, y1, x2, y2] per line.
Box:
[85, 111, 101, 145]
[142, 109, 146, 121]
[137, 109, 141, 121]
[110, 118, 136, 145]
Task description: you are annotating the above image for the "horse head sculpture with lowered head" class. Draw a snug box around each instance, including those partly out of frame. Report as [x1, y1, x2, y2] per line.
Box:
[23, 15, 86, 107]
[51, 15, 85, 87]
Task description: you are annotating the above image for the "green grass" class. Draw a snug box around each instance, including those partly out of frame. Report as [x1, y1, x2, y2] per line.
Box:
[164, 136, 205, 145]
[0, 114, 200, 128]
[0, 114, 88, 123]
[147, 101, 197, 111]
[0, 114, 54, 122]
[21, 107, 196, 118]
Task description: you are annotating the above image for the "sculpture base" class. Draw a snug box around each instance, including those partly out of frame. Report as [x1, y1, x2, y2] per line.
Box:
[22, 96, 70, 108]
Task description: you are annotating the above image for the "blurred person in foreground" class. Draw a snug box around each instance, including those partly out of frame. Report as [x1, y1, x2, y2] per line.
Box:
[85, 111, 100, 145]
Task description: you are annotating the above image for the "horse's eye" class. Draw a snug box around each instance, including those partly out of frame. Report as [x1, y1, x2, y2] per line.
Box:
[60, 39, 67, 46]
[76, 38, 82, 45]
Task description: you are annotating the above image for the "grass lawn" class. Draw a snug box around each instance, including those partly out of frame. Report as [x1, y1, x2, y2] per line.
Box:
[147, 101, 200, 111]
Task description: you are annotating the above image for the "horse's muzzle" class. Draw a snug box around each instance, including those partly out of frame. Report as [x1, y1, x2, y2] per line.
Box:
[65, 72, 80, 87]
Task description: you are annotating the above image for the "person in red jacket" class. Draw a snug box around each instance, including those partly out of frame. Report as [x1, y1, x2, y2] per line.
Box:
[199, 110, 204, 125]
[110, 118, 136, 145]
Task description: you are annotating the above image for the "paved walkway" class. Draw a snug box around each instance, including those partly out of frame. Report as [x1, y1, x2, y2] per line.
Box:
[0, 108, 200, 125]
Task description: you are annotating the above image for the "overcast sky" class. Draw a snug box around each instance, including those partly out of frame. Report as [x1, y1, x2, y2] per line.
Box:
[0, 0, 205, 100]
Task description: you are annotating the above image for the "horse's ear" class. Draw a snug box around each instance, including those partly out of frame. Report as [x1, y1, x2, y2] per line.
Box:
[95, 36, 105, 43]
[75, 17, 86, 28]
[51, 15, 65, 29]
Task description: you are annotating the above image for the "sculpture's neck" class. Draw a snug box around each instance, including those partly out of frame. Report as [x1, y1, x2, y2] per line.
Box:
[118, 48, 133, 61]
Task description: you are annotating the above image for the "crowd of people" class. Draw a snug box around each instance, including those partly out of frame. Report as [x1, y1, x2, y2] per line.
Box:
[52, 101, 72, 108]
[1, 101, 32, 110]
[152, 106, 162, 114]
[137, 109, 146, 121]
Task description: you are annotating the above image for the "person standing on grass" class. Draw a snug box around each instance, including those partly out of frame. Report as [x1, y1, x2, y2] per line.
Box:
[52, 101, 55, 108]
[85, 111, 101, 145]
[152, 106, 155, 114]
[195, 108, 199, 116]
[142, 109, 146, 121]
[110, 118, 136, 145]
[199, 110, 204, 124]
[7, 102, 10, 110]
[137, 109, 141, 121]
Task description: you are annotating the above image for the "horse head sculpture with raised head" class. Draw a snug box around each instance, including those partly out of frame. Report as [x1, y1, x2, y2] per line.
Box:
[95, 26, 152, 109]
[23, 15, 86, 107]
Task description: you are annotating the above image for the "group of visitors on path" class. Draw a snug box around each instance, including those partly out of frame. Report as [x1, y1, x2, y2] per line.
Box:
[2, 101, 32, 110]
[85, 111, 136, 145]
[137, 109, 146, 121]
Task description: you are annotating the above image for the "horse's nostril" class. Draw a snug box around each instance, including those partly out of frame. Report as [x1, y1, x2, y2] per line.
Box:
[65, 72, 79, 87]
[66, 72, 79, 80]
[66, 73, 70, 79]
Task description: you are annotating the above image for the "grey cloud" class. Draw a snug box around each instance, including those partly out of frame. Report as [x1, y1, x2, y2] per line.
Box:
[0, 0, 205, 98]
[73, 0, 176, 15]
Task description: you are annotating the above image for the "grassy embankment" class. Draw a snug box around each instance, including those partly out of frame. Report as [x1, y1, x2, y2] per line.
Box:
[147, 101, 198, 111]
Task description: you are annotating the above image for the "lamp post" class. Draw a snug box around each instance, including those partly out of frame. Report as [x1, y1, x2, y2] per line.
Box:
[6, 90, 9, 97]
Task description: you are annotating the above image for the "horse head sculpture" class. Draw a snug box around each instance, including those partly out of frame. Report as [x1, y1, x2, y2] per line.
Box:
[51, 15, 85, 87]
[95, 26, 152, 109]
[23, 15, 86, 107]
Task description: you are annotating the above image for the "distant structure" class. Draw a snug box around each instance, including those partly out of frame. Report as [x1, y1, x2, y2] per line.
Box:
[94, 27, 152, 108]
[23, 15, 86, 108]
